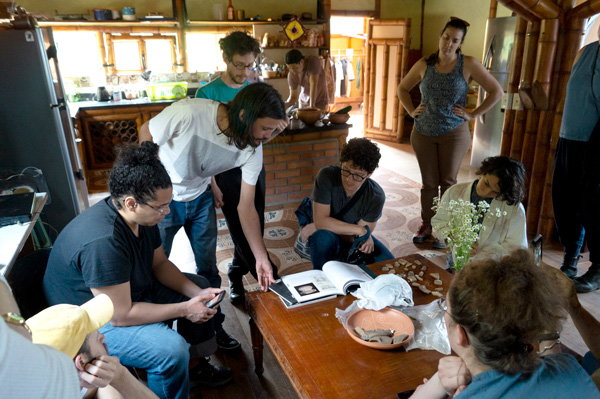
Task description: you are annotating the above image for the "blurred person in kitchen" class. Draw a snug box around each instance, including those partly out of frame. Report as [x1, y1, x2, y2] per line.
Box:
[552, 24, 600, 293]
[195, 30, 281, 306]
[28, 294, 157, 399]
[0, 271, 80, 398]
[43, 142, 231, 399]
[298, 138, 394, 269]
[397, 17, 502, 248]
[284, 49, 329, 111]
[139, 83, 287, 300]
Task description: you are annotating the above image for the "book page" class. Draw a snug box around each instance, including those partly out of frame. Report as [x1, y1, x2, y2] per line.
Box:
[282, 270, 343, 302]
[322, 261, 374, 293]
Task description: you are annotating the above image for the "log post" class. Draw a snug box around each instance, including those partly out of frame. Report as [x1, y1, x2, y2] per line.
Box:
[498, 0, 540, 21]
[501, 16, 528, 156]
[513, 0, 562, 19]
[532, 18, 560, 110]
[490, 0, 498, 18]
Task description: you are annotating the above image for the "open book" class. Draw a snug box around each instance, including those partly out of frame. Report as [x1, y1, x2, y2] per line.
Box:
[280, 260, 375, 304]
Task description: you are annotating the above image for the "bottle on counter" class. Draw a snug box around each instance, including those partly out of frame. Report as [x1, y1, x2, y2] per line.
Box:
[227, 0, 235, 21]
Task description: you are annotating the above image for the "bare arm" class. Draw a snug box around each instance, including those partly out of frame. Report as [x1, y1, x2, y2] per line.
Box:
[312, 202, 370, 237]
[463, 56, 503, 119]
[96, 364, 158, 399]
[285, 87, 300, 110]
[138, 121, 153, 143]
[239, 180, 274, 290]
[309, 73, 319, 108]
[397, 59, 427, 117]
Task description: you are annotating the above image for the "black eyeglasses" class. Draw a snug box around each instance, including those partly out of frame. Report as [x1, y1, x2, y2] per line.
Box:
[340, 166, 367, 182]
[139, 198, 172, 215]
[230, 60, 256, 71]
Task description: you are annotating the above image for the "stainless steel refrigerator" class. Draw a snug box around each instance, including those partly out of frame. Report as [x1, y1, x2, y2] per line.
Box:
[0, 26, 88, 234]
[471, 16, 516, 167]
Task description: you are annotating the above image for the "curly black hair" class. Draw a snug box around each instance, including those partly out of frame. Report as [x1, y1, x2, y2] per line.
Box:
[108, 141, 171, 208]
[448, 249, 566, 375]
[339, 138, 381, 174]
[219, 30, 261, 61]
[425, 18, 469, 66]
[477, 156, 525, 205]
[224, 82, 286, 149]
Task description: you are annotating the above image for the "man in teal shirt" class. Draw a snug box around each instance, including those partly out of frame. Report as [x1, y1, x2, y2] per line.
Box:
[195, 31, 281, 305]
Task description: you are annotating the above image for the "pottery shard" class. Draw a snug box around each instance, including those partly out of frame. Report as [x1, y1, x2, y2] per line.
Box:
[434, 280, 443, 286]
[418, 271, 424, 277]
[418, 285, 431, 294]
[431, 291, 444, 297]
[388, 269, 396, 274]
[415, 275, 423, 281]
[414, 260, 422, 265]
[394, 261, 401, 267]
[429, 273, 440, 280]
[393, 334, 409, 344]
[399, 259, 407, 265]
[408, 271, 414, 276]
[435, 287, 444, 291]
[382, 266, 390, 271]
[405, 263, 412, 268]
[400, 273, 406, 278]
[407, 276, 417, 282]
[411, 282, 420, 287]
[411, 265, 417, 270]
[420, 266, 427, 272]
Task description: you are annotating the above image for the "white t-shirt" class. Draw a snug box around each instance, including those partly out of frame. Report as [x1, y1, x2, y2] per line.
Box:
[0, 319, 80, 398]
[149, 98, 263, 202]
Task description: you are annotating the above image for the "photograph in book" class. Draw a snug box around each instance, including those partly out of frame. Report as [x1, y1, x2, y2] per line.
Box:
[281, 260, 375, 303]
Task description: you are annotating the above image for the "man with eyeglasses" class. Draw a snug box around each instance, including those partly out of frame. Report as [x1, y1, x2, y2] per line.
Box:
[195, 30, 280, 307]
[299, 138, 394, 269]
[43, 142, 232, 399]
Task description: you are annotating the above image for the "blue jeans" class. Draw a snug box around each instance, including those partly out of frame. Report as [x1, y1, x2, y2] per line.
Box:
[308, 229, 394, 270]
[159, 188, 220, 287]
[99, 273, 216, 399]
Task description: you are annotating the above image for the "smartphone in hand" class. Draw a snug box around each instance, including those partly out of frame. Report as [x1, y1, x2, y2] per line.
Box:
[206, 291, 225, 309]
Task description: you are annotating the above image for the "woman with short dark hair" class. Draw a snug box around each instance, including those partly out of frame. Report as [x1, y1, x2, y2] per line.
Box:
[432, 156, 527, 266]
[410, 249, 599, 398]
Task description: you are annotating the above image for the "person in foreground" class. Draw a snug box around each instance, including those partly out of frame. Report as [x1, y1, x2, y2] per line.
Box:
[43, 142, 230, 399]
[398, 17, 502, 247]
[432, 156, 528, 267]
[139, 83, 287, 348]
[299, 138, 394, 269]
[196, 31, 281, 305]
[28, 294, 157, 399]
[409, 249, 600, 399]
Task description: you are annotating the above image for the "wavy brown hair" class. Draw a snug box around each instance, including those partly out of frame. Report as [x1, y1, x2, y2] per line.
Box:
[447, 249, 567, 375]
[477, 156, 525, 205]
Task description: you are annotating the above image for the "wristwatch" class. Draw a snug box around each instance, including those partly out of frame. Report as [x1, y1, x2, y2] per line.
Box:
[2, 312, 32, 334]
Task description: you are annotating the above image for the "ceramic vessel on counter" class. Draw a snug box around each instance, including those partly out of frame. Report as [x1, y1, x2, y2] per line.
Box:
[296, 108, 322, 125]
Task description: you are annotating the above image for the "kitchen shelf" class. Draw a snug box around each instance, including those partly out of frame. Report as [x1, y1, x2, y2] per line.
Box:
[186, 19, 327, 27]
[38, 20, 179, 28]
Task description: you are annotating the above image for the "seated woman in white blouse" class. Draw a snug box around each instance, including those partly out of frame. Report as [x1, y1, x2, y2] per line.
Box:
[432, 156, 528, 267]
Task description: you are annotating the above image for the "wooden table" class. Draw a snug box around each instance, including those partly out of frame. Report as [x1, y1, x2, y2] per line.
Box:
[246, 254, 453, 399]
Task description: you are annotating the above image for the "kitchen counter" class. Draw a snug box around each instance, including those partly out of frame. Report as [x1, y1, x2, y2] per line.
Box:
[68, 98, 178, 118]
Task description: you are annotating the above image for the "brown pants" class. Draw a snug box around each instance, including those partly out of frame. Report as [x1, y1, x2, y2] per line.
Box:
[410, 123, 471, 224]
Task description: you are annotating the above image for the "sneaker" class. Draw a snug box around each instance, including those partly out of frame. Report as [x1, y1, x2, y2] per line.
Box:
[412, 224, 432, 244]
[574, 263, 600, 293]
[190, 357, 233, 388]
[216, 327, 241, 351]
[432, 238, 446, 249]
[559, 255, 581, 280]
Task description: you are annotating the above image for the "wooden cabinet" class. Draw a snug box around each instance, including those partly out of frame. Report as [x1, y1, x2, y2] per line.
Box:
[76, 104, 170, 192]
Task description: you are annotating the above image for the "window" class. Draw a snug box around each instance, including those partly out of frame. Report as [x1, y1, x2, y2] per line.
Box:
[186, 32, 226, 72]
[111, 34, 176, 74]
[53, 31, 103, 77]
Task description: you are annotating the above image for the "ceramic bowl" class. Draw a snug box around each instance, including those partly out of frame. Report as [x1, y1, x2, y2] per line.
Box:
[328, 113, 350, 124]
[296, 108, 322, 125]
[346, 308, 414, 350]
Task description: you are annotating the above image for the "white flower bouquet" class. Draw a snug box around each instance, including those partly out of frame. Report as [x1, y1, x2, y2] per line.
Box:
[432, 197, 493, 271]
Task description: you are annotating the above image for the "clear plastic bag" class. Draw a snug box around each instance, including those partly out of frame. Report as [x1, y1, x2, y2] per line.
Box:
[395, 298, 451, 355]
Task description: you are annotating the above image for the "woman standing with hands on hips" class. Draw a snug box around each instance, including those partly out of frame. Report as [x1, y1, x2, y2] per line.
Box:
[397, 17, 502, 247]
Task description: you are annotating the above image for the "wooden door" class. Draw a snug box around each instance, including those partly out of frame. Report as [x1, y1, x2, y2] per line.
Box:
[364, 19, 411, 142]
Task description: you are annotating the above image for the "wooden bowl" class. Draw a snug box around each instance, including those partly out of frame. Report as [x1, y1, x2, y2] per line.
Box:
[296, 108, 322, 125]
[328, 113, 350, 124]
[346, 308, 414, 350]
